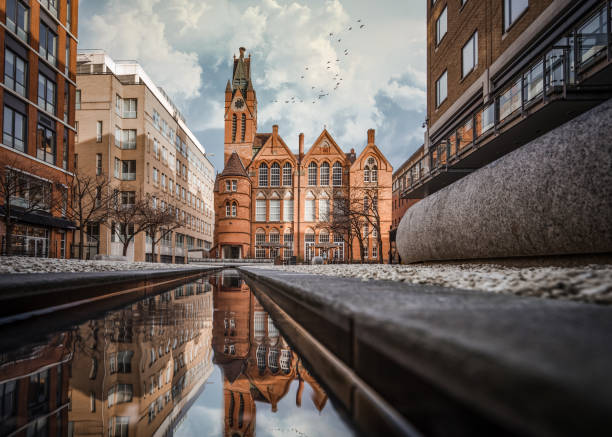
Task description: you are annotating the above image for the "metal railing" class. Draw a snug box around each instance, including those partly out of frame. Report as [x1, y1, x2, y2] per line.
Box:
[401, 3, 612, 197]
[190, 258, 274, 264]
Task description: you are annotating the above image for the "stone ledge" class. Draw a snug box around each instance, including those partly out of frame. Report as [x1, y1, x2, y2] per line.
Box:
[239, 266, 612, 437]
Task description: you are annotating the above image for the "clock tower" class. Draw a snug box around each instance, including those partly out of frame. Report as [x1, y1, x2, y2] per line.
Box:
[224, 47, 258, 167]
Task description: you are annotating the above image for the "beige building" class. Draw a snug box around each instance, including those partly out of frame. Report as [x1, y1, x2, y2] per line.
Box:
[74, 51, 215, 262]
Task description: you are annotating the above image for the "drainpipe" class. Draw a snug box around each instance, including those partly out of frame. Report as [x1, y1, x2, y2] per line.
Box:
[297, 133, 304, 261]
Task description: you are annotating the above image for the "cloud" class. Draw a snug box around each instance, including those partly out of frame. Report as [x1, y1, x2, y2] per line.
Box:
[79, 0, 428, 171]
[80, 0, 203, 104]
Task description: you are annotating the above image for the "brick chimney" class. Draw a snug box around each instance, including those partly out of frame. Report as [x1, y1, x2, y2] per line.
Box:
[299, 133, 304, 158]
[367, 129, 375, 145]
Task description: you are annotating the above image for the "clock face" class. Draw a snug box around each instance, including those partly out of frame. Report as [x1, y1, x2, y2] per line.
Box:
[234, 98, 245, 109]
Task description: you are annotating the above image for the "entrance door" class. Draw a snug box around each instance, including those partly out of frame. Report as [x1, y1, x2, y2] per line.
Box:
[230, 246, 240, 259]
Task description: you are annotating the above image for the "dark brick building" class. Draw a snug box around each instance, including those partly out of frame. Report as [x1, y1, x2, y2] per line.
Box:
[403, 0, 612, 199]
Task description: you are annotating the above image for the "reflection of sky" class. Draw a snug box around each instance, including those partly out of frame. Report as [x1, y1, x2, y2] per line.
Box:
[174, 366, 355, 437]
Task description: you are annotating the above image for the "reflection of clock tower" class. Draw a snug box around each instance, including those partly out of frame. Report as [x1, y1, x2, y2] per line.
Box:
[224, 47, 257, 167]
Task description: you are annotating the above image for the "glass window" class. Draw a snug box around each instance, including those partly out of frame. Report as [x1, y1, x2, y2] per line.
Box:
[40, 0, 58, 17]
[436, 7, 447, 45]
[37, 124, 56, 164]
[462, 31, 478, 78]
[122, 130, 136, 149]
[38, 74, 56, 115]
[231, 202, 237, 217]
[283, 198, 293, 222]
[282, 163, 292, 186]
[320, 162, 330, 186]
[332, 162, 343, 186]
[258, 163, 268, 186]
[123, 99, 137, 118]
[436, 70, 447, 107]
[75, 90, 81, 109]
[504, 0, 528, 31]
[308, 162, 317, 186]
[96, 121, 102, 142]
[304, 199, 315, 222]
[499, 79, 522, 121]
[232, 180, 237, 191]
[225, 181, 231, 192]
[270, 163, 280, 186]
[6, 0, 30, 43]
[121, 160, 136, 180]
[270, 199, 280, 221]
[3, 106, 26, 152]
[63, 129, 68, 170]
[4, 49, 27, 97]
[255, 232, 266, 258]
[256, 199, 266, 221]
[65, 39, 70, 75]
[39, 22, 58, 66]
[319, 198, 329, 222]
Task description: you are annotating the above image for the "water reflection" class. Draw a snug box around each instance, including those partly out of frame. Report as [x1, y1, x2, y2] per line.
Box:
[0, 271, 353, 437]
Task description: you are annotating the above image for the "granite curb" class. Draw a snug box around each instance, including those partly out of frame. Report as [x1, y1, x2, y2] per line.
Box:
[239, 266, 612, 437]
[0, 266, 222, 320]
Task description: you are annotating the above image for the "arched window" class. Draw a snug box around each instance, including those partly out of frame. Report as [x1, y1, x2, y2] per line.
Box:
[269, 228, 280, 259]
[320, 162, 330, 186]
[270, 163, 280, 186]
[241, 114, 246, 142]
[308, 162, 317, 186]
[365, 157, 378, 183]
[225, 201, 231, 217]
[332, 162, 343, 186]
[282, 162, 292, 186]
[231, 114, 237, 142]
[259, 163, 268, 186]
[231, 202, 237, 217]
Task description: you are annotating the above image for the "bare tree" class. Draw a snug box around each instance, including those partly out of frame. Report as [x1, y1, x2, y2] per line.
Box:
[58, 167, 117, 259]
[360, 186, 385, 263]
[106, 192, 149, 257]
[0, 154, 55, 255]
[140, 195, 182, 263]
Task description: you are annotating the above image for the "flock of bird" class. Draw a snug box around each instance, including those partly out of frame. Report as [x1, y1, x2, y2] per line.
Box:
[269, 19, 367, 106]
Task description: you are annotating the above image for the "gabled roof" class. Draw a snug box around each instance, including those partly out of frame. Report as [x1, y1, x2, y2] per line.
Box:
[303, 129, 347, 163]
[249, 131, 297, 167]
[221, 151, 249, 177]
[351, 142, 393, 172]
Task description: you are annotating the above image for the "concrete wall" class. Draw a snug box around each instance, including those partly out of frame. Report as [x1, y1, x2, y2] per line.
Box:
[397, 98, 612, 263]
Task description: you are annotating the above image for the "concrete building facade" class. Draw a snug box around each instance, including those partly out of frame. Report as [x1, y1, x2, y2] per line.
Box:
[0, 0, 79, 257]
[214, 48, 393, 263]
[401, 0, 612, 199]
[75, 51, 215, 262]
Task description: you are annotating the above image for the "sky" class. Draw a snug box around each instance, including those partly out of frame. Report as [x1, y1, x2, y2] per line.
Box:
[78, 0, 427, 173]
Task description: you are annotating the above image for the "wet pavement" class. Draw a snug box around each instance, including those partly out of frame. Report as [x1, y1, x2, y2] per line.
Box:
[0, 269, 355, 437]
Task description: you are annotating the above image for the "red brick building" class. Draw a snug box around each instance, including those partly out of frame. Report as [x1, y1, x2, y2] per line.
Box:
[214, 48, 393, 263]
[0, 0, 78, 257]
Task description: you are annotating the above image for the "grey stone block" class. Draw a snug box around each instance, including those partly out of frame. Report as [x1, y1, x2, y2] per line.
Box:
[93, 254, 128, 262]
[397, 98, 612, 263]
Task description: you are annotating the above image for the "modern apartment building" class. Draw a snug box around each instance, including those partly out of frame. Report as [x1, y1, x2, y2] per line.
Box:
[215, 48, 393, 263]
[402, 0, 612, 199]
[75, 51, 215, 262]
[0, 0, 78, 257]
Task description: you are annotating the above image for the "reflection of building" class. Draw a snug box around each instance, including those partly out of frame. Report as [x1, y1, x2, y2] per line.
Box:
[403, 1, 612, 199]
[0, 0, 78, 257]
[75, 51, 215, 262]
[214, 47, 393, 263]
[212, 271, 328, 437]
[0, 333, 72, 437]
[68, 278, 214, 437]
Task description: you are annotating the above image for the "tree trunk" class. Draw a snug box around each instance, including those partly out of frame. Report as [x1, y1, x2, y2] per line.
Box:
[4, 218, 14, 255]
[78, 227, 85, 260]
[151, 240, 157, 263]
[122, 237, 130, 257]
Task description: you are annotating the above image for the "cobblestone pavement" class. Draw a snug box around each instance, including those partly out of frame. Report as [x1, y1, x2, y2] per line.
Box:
[254, 263, 612, 304]
[0, 257, 201, 273]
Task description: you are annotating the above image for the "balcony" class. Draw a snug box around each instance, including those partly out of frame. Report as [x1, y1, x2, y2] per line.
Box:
[402, 2, 612, 199]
